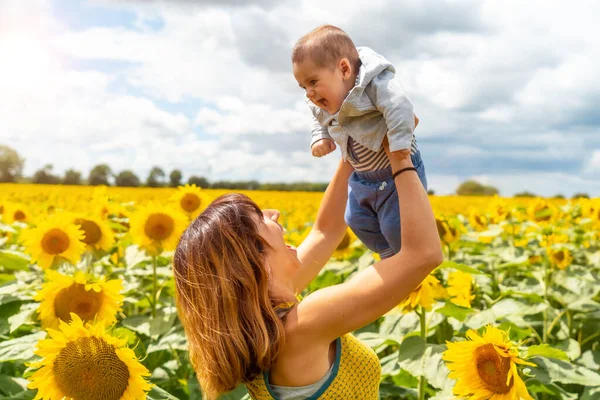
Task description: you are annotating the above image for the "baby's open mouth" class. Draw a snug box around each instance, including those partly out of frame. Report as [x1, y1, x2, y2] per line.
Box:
[319, 99, 328, 108]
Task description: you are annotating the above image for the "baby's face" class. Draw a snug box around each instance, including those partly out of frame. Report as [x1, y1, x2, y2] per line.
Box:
[293, 59, 350, 115]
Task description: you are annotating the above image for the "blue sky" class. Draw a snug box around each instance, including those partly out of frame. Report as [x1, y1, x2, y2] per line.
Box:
[1, 0, 599, 196]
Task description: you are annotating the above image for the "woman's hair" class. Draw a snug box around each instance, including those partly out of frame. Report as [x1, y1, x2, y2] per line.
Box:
[292, 24, 360, 71]
[173, 193, 288, 399]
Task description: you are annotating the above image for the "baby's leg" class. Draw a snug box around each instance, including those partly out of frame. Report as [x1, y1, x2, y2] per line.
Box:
[345, 173, 392, 256]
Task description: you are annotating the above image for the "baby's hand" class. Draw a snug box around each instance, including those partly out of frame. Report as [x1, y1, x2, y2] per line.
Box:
[311, 139, 336, 157]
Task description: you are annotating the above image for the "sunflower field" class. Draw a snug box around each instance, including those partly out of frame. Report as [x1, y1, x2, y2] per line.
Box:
[0, 183, 599, 400]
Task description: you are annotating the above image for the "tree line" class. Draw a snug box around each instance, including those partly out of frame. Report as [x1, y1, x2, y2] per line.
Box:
[0, 145, 328, 192]
[0, 145, 592, 197]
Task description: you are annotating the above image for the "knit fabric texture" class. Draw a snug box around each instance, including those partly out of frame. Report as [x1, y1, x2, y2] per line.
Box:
[246, 333, 381, 399]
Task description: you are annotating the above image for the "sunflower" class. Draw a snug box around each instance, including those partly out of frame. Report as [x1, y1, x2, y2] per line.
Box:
[28, 314, 152, 400]
[540, 232, 569, 248]
[448, 271, 475, 308]
[443, 325, 535, 400]
[469, 210, 489, 232]
[435, 215, 463, 245]
[397, 274, 447, 313]
[71, 214, 115, 251]
[129, 202, 188, 255]
[333, 229, 358, 260]
[172, 184, 206, 219]
[488, 200, 512, 224]
[527, 199, 554, 224]
[3, 203, 31, 224]
[21, 216, 85, 269]
[35, 270, 124, 330]
[549, 248, 573, 270]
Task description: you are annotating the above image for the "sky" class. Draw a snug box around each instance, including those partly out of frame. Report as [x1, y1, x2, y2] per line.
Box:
[0, 0, 599, 196]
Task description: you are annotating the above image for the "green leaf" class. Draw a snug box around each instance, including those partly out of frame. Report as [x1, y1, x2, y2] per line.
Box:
[397, 336, 452, 390]
[0, 389, 37, 400]
[0, 375, 29, 396]
[0, 331, 46, 363]
[437, 260, 485, 275]
[530, 357, 600, 386]
[219, 384, 249, 399]
[525, 344, 569, 361]
[525, 379, 579, 400]
[555, 339, 581, 361]
[380, 351, 400, 376]
[465, 298, 546, 329]
[146, 386, 179, 400]
[579, 350, 600, 370]
[355, 332, 385, 350]
[582, 386, 600, 400]
[437, 301, 474, 322]
[121, 307, 177, 338]
[8, 303, 38, 333]
[147, 329, 188, 353]
[110, 327, 138, 346]
[0, 251, 29, 272]
[124, 245, 150, 269]
[0, 282, 36, 304]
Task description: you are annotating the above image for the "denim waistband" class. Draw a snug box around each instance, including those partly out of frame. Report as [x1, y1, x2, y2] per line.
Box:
[353, 150, 422, 183]
[353, 166, 393, 182]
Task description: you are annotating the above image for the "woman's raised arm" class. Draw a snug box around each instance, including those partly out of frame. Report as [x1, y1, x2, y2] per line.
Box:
[296, 145, 444, 342]
[293, 158, 353, 293]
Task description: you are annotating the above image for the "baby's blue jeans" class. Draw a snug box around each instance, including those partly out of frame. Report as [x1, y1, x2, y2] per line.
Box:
[344, 150, 428, 259]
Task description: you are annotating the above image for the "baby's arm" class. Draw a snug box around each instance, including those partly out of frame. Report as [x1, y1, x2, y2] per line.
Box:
[366, 71, 415, 152]
[310, 110, 336, 157]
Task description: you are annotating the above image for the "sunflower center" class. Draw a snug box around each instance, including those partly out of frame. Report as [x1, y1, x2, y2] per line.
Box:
[54, 284, 103, 323]
[41, 229, 71, 254]
[475, 343, 513, 394]
[436, 219, 448, 237]
[180, 193, 201, 213]
[554, 251, 565, 262]
[75, 219, 103, 245]
[336, 232, 350, 250]
[144, 213, 174, 241]
[14, 210, 26, 221]
[53, 336, 130, 400]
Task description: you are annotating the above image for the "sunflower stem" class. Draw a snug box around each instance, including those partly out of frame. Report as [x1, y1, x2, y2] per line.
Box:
[152, 255, 158, 318]
[418, 306, 428, 400]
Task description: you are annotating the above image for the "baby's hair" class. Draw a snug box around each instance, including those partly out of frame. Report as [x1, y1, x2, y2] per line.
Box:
[292, 25, 360, 71]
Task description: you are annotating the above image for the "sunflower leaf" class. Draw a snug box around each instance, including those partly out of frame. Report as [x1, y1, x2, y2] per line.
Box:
[437, 301, 474, 322]
[0, 250, 29, 272]
[525, 344, 569, 361]
[0, 375, 29, 396]
[8, 302, 38, 333]
[529, 357, 600, 386]
[396, 336, 452, 390]
[0, 331, 46, 363]
[436, 260, 485, 275]
[146, 385, 179, 400]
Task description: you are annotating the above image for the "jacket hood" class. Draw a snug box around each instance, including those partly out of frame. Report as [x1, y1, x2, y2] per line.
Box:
[356, 47, 395, 87]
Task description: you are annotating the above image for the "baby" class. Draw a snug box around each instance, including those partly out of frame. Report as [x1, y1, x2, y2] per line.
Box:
[292, 25, 428, 259]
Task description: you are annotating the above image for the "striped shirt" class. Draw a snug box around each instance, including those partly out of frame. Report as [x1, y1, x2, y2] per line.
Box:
[347, 136, 418, 172]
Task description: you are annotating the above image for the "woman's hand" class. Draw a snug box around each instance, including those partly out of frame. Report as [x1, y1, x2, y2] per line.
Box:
[382, 137, 413, 173]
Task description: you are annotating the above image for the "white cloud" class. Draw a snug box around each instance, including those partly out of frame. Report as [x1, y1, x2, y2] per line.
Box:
[195, 99, 310, 136]
[585, 151, 600, 174]
[1, 0, 600, 196]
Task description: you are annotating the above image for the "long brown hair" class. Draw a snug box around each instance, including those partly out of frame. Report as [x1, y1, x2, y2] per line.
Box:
[173, 193, 287, 399]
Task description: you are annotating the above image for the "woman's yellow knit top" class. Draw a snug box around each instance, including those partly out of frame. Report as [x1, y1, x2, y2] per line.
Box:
[246, 315, 381, 400]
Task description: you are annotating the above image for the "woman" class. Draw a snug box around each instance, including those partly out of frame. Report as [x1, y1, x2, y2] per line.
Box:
[173, 143, 443, 399]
